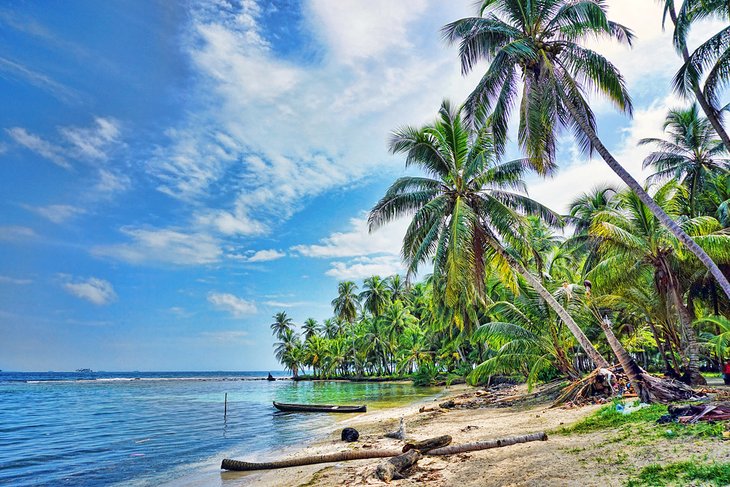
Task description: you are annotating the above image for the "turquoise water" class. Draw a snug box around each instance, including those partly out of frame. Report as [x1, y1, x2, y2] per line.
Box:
[0, 372, 438, 486]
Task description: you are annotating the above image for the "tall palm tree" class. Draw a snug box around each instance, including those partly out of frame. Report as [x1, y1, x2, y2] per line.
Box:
[639, 104, 728, 216]
[359, 276, 391, 316]
[331, 281, 359, 323]
[270, 311, 294, 340]
[274, 327, 302, 378]
[301, 318, 320, 341]
[369, 100, 609, 368]
[321, 318, 338, 339]
[660, 0, 730, 152]
[387, 275, 409, 303]
[443, 0, 730, 300]
[589, 182, 730, 384]
[672, 0, 730, 151]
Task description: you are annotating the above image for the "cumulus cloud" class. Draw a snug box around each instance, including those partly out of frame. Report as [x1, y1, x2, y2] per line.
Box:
[92, 227, 222, 265]
[326, 255, 405, 280]
[207, 292, 257, 317]
[243, 249, 285, 262]
[62, 276, 117, 305]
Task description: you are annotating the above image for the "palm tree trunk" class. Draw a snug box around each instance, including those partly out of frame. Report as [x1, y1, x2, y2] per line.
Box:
[669, 283, 707, 385]
[560, 93, 730, 301]
[597, 316, 697, 403]
[487, 237, 610, 369]
[666, 1, 730, 152]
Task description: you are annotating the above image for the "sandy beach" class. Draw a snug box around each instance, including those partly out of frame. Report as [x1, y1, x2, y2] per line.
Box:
[219, 380, 729, 487]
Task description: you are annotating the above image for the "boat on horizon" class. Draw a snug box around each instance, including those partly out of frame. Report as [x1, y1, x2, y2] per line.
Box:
[75, 368, 93, 373]
[272, 401, 366, 413]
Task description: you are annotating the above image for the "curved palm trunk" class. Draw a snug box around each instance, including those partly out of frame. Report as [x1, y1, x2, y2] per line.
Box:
[487, 237, 610, 369]
[597, 316, 697, 403]
[561, 93, 730, 301]
[669, 284, 707, 385]
[666, 2, 730, 152]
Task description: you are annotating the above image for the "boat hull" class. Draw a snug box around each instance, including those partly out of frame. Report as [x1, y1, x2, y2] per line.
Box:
[272, 401, 366, 413]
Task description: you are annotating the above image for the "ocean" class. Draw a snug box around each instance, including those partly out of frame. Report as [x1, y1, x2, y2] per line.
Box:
[0, 371, 437, 486]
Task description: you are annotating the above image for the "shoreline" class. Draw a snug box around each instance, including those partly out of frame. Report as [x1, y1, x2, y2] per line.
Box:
[219, 380, 729, 486]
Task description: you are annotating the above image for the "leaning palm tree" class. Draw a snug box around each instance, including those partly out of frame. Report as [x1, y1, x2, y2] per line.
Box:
[639, 104, 728, 216]
[660, 0, 730, 151]
[331, 281, 359, 324]
[270, 311, 294, 340]
[589, 181, 730, 384]
[369, 100, 609, 368]
[672, 0, 730, 151]
[443, 0, 730, 300]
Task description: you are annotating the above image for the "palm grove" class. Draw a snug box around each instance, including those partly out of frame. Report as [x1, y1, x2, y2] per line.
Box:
[270, 0, 730, 401]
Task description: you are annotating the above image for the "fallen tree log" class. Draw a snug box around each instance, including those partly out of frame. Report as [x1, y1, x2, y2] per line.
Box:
[221, 432, 547, 471]
[402, 435, 451, 453]
[375, 450, 421, 482]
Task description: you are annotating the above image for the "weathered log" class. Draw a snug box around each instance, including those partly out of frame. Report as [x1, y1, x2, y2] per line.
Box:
[375, 450, 422, 482]
[427, 432, 547, 455]
[402, 435, 452, 453]
[221, 431, 548, 471]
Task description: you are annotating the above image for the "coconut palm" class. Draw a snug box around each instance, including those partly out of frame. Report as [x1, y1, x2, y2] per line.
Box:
[359, 276, 391, 316]
[321, 318, 338, 339]
[270, 311, 294, 340]
[331, 281, 359, 323]
[369, 100, 609, 368]
[639, 104, 728, 216]
[387, 275, 409, 303]
[274, 327, 302, 378]
[589, 181, 730, 384]
[443, 0, 730, 300]
[660, 0, 730, 151]
[301, 318, 320, 341]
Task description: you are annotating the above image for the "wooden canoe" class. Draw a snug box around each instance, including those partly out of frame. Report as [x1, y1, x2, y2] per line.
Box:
[273, 401, 366, 413]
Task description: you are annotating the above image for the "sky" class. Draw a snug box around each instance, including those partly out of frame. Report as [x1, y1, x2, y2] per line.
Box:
[0, 0, 724, 371]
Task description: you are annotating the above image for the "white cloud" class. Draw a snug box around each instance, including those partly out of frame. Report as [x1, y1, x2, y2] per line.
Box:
[60, 117, 121, 160]
[325, 255, 405, 280]
[23, 204, 86, 223]
[6, 127, 70, 169]
[147, 0, 479, 239]
[244, 249, 285, 262]
[0, 225, 37, 241]
[93, 169, 131, 196]
[0, 275, 32, 285]
[292, 215, 409, 258]
[92, 227, 222, 265]
[62, 276, 116, 305]
[263, 300, 316, 308]
[200, 330, 252, 345]
[0, 56, 79, 103]
[207, 292, 257, 317]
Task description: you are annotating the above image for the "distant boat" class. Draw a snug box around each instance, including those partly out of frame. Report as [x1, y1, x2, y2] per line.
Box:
[75, 368, 93, 373]
[273, 401, 366, 413]
[266, 373, 276, 381]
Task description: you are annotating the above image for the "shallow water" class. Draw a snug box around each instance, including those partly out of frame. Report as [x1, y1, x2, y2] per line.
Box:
[0, 371, 438, 486]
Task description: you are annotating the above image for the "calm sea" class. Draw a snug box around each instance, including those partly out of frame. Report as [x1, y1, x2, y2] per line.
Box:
[0, 371, 438, 486]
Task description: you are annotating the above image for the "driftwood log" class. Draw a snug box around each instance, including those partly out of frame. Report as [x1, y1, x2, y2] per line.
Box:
[375, 450, 422, 482]
[402, 435, 452, 453]
[221, 432, 547, 471]
[384, 417, 405, 440]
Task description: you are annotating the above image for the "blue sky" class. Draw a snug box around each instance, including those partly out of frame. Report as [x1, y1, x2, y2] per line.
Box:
[0, 0, 722, 371]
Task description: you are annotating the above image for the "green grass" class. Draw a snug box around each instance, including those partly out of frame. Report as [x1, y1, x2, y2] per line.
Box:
[702, 371, 721, 378]
[626, 461, 730, 486]
[554, 401, 724, 440]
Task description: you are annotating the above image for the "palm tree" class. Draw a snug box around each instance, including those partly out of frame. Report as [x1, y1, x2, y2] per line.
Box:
[331, 281, 359, 323]
[660, 0, 730, 152]
[671, 0, 730, 150]
[443, 0, 730, 300]
[639, 104, 728, 216]
[387, 275, 408, 303]
[321, 318, 338, 339]
[369, 100, 609, 369]
[274, 328, 303, 378]
[270, 312, 294, 340]
[589, 182, 730, 384]
[359, 276, 391, 316]
[301, 318, 319, 341]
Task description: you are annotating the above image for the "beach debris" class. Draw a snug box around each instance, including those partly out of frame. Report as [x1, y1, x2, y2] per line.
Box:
[375, 449, 422, 482]
[657, 401, 730, 424]
[402, 435, 452, 453]
[615, 402, 650, 415]
[461, 425, 479, 432]
[341, 427, 359, 442]
[220, 432, 548, 471]
[383, 417, 405, 440]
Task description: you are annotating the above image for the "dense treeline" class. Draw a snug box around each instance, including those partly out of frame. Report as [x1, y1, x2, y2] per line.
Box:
[270, 0, 730, 393]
